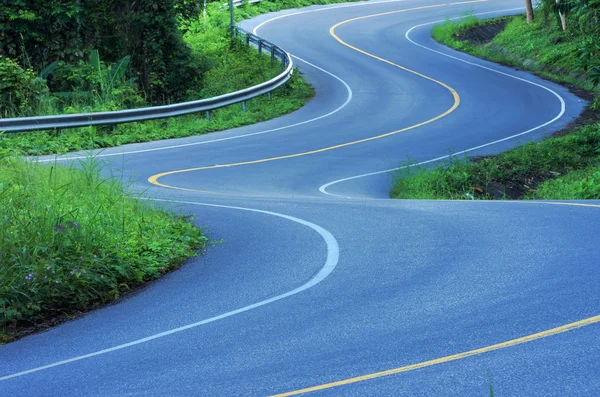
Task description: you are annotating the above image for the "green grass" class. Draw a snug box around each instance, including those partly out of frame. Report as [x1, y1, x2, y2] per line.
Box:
[532, 165, 600, 199]
[0, 158, 208, 342]
[431, 15, 594, 90]
[0, 73, 313, 156]
[393, 124, 600, 200]
[391, 14, 600, 200]
[430, 15, 485, 52]
[0, 0, 360, 343]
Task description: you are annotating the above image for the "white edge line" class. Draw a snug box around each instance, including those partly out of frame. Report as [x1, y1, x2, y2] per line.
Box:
[319, 7, 569, 198]
[0, 198, 339, 382]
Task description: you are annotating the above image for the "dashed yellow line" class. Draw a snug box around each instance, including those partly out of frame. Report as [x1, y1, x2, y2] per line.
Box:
[270, 314, 600, 396]
[148, 1, 483, 189]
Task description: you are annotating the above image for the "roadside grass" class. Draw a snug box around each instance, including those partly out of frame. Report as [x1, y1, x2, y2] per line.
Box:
[393, 124, 600, 199]
[0, 46, 314, 156]
[0, 157, 208, 343]
[431, 15, 594, 90]
[532, 165, 600, 199]
[391, 14, 600, 200]
[0, 74, 313, 156]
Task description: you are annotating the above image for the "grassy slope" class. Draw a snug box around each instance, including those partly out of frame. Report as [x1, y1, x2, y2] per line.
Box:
[391, 15, 600, 200]
[0, 159, 207, 342]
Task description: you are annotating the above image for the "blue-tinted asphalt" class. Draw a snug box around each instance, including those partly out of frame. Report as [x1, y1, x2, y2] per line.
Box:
[3, 0, 599, 395]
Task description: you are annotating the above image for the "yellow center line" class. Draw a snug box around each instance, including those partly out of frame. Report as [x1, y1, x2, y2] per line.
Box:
[271, 314, 600, 396]
[148, 0, 484, 189]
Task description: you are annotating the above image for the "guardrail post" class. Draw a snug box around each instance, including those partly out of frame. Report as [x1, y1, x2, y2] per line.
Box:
[268, 92, 272, 100]
[246, 34, 250, 46]
[270, 47, 275, 65]
[242, 101, 247, 112]
[258, 40, 263, 55]
[281, 52, 286, 70]
[206, 111, 210, 120]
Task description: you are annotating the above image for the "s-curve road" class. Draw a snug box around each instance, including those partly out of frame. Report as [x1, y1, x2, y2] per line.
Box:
[3, 0, 600, 395]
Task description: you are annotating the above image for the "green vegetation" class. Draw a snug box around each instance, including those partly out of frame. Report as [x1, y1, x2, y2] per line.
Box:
[0, 72, 313, 156]
[392, 125, 600, 199]
[1, 0, 201, 105]
[534, 165, 600, 199]
[0, 5, 315, 156]
[430, 15, 596, 90]
[0, 0, 363, 157]
[392, 1, 600, 200]
[0, 158, 207, 342]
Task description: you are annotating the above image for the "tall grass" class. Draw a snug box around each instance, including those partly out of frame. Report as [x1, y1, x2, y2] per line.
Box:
[0, 158, 207, 342]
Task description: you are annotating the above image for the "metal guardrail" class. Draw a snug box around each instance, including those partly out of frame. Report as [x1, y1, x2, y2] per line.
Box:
[0, 27, 293, 133]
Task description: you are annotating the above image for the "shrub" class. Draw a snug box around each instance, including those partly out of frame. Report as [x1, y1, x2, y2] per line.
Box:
[0, 56, 52, 117]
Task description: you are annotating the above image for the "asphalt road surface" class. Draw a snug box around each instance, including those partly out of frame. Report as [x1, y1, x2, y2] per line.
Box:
[2, 0, 599, 396]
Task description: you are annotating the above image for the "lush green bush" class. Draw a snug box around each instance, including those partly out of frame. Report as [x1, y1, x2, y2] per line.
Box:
[0, 69, 314, 156]
[51, 51, 146, 113]
[0, 0, 201, 104]
[0, 56, 52, 117]
[0, 1, 317, 156]
[0, 158, 207, 341]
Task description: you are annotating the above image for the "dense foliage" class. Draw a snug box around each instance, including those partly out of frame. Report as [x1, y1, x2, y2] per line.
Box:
[0, 0, 202, 104]
[0, 0, 322, 156]
[0, 56, 50, 117]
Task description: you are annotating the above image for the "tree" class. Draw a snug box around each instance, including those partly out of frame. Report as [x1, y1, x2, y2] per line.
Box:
[0, 0, 202, 103]
[525, 0, 535, 23]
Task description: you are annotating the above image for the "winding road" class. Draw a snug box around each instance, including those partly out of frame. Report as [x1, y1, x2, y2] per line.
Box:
[2, 0, 600, 395]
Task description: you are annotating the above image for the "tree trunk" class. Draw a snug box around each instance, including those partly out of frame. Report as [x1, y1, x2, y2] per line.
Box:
[525, 0, 534, 23]
[556, 0, 568, 31]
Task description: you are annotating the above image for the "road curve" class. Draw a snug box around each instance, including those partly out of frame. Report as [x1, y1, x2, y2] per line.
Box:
[3, 0, 600, 396]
